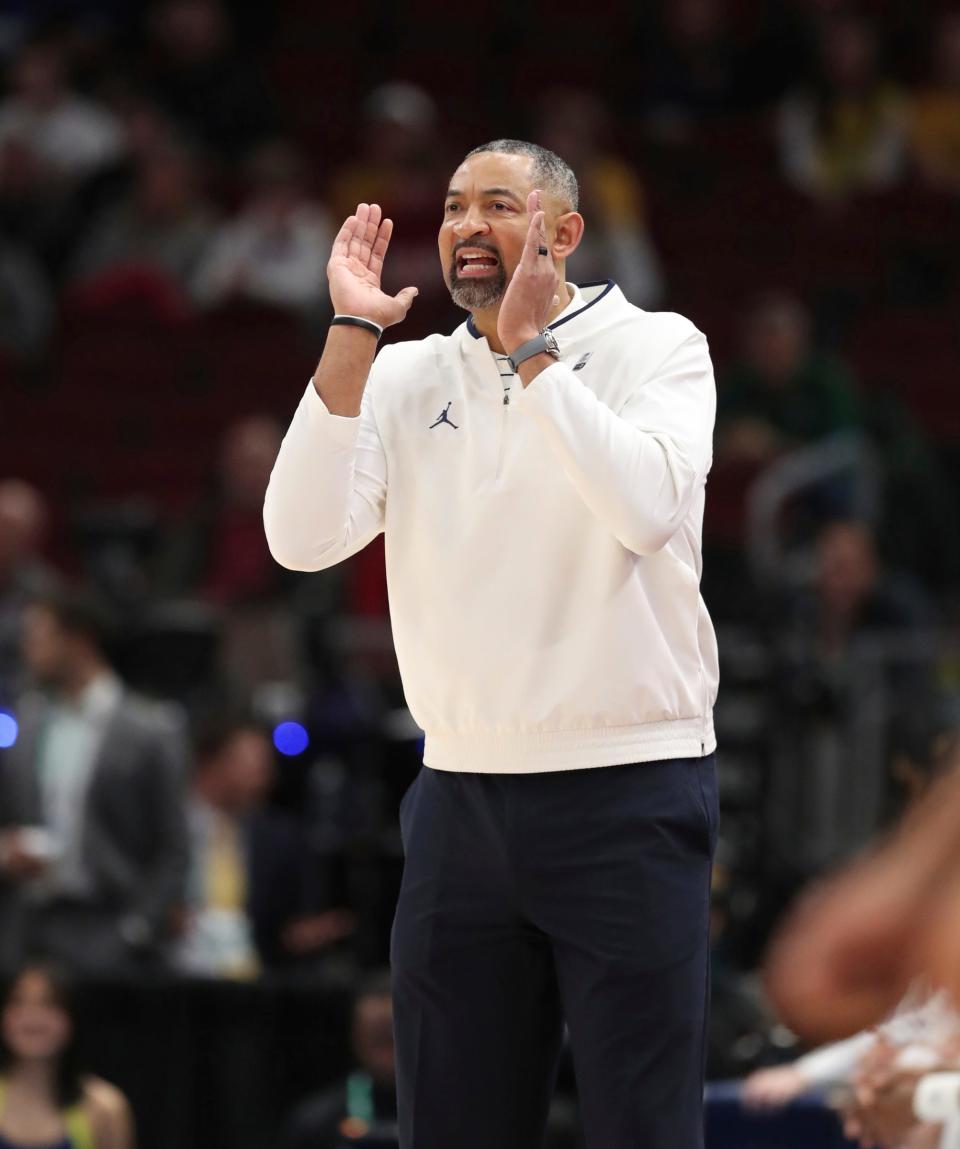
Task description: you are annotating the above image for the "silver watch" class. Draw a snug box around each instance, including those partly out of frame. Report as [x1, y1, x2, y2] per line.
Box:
[507, 329, 561, 372]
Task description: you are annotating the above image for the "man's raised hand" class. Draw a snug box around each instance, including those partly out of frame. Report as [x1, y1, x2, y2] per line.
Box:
[497, 189, 560, 353]
[328, 202, 418, 328]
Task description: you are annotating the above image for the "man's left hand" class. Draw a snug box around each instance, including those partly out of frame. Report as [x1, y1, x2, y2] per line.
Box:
[842, 1062, 927, 1148]
[497, 189, 560, 354]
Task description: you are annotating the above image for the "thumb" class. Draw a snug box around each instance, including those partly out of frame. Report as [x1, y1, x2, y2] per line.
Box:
[394, 286, 419, 312]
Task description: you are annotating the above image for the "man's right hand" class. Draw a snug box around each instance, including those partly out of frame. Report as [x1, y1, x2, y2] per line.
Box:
[328, 202, 418, 328]
[0, 828, 50, 881]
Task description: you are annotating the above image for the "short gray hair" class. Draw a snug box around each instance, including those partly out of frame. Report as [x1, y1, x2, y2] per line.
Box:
[463, 139, 579, 211]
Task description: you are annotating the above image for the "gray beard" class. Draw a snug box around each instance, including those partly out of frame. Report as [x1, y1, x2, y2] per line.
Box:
[447, 261, 506, 311]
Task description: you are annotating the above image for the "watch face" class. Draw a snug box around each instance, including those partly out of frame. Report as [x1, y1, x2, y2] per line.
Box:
[544, 330, 561, 357]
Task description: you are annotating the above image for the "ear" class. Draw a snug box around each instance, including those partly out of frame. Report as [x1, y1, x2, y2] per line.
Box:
[550, 211, 585, 261]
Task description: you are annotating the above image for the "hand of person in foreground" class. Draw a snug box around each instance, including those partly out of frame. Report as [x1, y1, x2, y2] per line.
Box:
[327, 202, 418, 328]
[842, 1053, 929, 1149]
[741, 1064, 810, 1109]
[765, 764, 960, 1043]
[764, 854, 922, 1043]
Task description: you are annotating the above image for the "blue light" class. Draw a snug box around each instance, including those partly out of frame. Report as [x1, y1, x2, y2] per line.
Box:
[273, 721, 309, 757]
[0, 711, 18, 750]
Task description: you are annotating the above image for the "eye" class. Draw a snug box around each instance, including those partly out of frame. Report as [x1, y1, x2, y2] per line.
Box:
[445, 202, 460, 213]
[492, 202, 510, 212]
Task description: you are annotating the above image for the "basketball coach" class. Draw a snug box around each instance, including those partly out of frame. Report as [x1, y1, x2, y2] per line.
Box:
[264, 139, 719, 1149]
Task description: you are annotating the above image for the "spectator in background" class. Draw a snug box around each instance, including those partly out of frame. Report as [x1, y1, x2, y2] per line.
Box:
[141, 0, 276, 162]
[794, 519, 933, 659]
[330, 83, 448, 302]
[641, 0, 739, 126]
[282, 971, 397, 1149]
[0, 38, 124, 270]
[909, 11, 960, 193]
[535, 90, 665, 308]
[0, 482, 56, 703]
[156, 415, 301, 694]
[717, 292, 861, 465]
[192, 140, 332, 316]
[0, 243, 53, 361]
[778, 13, 905, 199]
[68, 139, 215, 308]
[175, 714, 354, 978]
[0, 963, 133, 1149]
[159, 415, 284, 605]
[0, 39, 123, 186]
[0, 587, 189, 975]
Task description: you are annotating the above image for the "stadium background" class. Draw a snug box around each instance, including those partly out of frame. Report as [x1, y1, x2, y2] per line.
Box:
[0, 0, 959, 1145]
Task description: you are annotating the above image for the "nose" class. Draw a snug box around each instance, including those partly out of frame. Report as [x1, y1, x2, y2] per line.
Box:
[453, 205, 489, 237]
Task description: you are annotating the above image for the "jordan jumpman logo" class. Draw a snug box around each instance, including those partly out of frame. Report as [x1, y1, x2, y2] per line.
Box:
[429, 402, 459, 430]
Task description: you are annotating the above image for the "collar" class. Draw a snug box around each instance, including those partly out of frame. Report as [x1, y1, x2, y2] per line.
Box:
[55, 671, 122, 720]
[465, 280, 616, 343]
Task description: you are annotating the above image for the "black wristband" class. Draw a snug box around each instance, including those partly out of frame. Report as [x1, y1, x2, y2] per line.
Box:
[331, 314, 383, 341]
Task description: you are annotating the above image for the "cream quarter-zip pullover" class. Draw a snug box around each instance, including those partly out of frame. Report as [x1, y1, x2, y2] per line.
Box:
[264, 281, 719, 772]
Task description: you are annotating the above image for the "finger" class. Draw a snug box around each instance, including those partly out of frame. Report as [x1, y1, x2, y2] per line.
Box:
[332, 215, 357, 259]
[369, 217, 394, 276]
[359, 203, 382, 266]
[348, 203, 370, 260]
[393, 285, 419, 314]
[521, 209, 547, 271]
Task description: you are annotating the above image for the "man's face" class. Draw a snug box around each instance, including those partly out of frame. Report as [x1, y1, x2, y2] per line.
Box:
[352, 994, 395, 1086]
[219, 730, 274, 813]
[21, 606, 71, 687]
[438, 151, 542, 312]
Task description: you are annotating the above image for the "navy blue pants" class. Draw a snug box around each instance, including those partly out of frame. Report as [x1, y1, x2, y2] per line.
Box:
[391, 755, 718, 1149]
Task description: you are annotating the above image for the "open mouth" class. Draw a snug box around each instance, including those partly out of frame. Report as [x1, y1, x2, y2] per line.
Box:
[455, 247, 501, 278]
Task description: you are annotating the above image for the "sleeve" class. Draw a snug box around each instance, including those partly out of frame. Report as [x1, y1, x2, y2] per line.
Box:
[263, 368, 389, 573]
[513, 326, 715, 556]
[914, 1073, 960, 1123]
[794, 1031, 878, 1086]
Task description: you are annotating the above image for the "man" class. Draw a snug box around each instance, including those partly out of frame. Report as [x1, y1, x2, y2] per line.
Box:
[283, 970, 399, 1149]
[264, 139, 719, 1148]
[175, 712, 354, 977]
[0, 480, 57, 702]
[0, 587, 189, 974]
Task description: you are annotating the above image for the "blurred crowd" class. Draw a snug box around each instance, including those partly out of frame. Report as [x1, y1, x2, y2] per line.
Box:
[1, 0, 960, 1146]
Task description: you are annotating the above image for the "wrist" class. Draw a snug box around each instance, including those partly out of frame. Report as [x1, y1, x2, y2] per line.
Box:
[331, 314, 383, 341]
[500, 328, 540, 356]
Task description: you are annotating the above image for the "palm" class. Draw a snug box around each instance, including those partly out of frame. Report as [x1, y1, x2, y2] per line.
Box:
[328, 202, 417, 328]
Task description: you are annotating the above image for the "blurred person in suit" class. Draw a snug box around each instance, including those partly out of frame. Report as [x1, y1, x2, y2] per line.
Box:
[174, 713, 354, 978]
[0, 962, 133, 1149]
[0, 587, 189, 975]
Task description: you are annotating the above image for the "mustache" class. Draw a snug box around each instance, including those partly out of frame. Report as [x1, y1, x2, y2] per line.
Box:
[452, 239, 501, 258]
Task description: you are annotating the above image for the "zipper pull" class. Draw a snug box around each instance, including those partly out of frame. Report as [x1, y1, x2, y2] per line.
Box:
[502, 393, 510, 406]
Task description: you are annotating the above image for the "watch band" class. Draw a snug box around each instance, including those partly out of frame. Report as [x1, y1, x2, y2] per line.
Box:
[914, 1073, 960, 1123]
[507, 330, 560, 373]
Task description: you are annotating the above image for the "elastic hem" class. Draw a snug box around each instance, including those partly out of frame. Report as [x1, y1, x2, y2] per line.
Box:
[422, 716, 716, 774]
